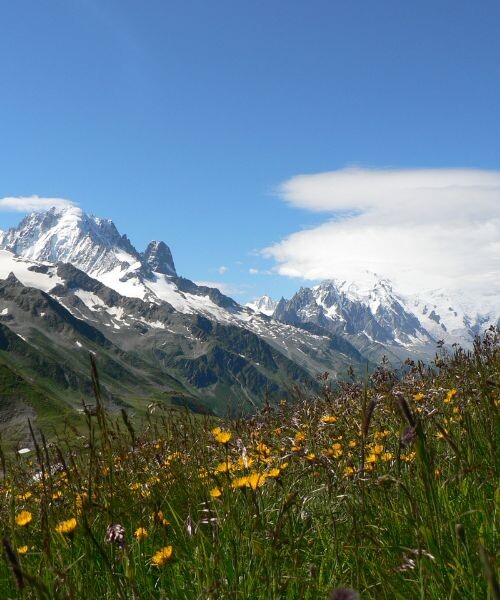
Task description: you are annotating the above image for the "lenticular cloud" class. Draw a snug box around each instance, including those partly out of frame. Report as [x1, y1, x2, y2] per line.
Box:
[0, 195, 76, 213]
[264, 167, 500, 295]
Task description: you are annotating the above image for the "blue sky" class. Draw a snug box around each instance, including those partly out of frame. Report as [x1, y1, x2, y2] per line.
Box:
[1, 1, 499, 301]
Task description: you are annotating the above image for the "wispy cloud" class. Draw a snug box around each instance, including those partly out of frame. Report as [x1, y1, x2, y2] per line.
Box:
[217, 265, 228, 274]
[0, 195, 76, 212]
[264, 167, 500, 295]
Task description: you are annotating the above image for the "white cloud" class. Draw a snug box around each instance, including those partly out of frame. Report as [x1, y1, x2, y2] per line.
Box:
[217, 265, 228, 274]
[265, 167, 500, 296]
[0, 195, 76, 212]
[249, 268, 259, 275]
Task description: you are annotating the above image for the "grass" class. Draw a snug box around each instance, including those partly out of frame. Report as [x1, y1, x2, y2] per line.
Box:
[0, 328, 498, 599]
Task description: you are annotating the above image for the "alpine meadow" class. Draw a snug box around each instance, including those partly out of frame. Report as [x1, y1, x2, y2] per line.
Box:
[1, 2, 499, 599]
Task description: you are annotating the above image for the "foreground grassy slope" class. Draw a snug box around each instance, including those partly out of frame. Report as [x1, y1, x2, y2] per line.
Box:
[0, 329, 498, 599]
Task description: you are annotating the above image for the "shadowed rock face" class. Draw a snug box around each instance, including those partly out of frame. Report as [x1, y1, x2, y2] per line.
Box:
[142, 241, 176, 276]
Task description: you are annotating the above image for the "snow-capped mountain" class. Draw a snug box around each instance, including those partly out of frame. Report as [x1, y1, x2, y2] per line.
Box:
[271, 272, 500, 350]
[0, 206, 239, 319]
[1, 206, 497, 371]
[0, 206, 147, 277]
[246, 295, 278, 316]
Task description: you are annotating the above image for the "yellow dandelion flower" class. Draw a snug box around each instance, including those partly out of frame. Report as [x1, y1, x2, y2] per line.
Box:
[348, 440, 357, 448]
[235, 456, 254, 470]
[366, 453, 377, 464]
[55, 518, 77, 535]
[343, 466, 356, 477]
[413, 393, 425, 401]
[75, 492, 88, 515]
[151, 545, 173, 567]
[247, 472, 267, 490]
[320, 415, 337, 424]
[373, 444, 384, 455]
[305, 452, 316, 462]
[16, 491, 32, 501]
[15, 511, 32, 527]
[210, 487, 222, 498]
[444, 388, 457, 403]
[256, 442, 271, 458]
[134, 527, 148, 541]
[294, 431, 305, 444]
[17, 545, 28, 554]
[381, 452, 393, 462]
[231, 476, 249, 489]
[212, 429, 232, 444]
[266, 467, 281, 478]
[402, 452, 416, 462]
[215, 461, 232, 474]
[324, 443, 343, 459]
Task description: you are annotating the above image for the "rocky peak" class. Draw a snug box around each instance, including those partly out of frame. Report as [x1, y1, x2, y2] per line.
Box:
[142, 241, 176, 276]
[246, 295, 277, 316]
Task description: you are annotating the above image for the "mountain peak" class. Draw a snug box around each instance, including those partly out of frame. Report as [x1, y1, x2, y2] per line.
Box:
[142, 241, 176, 276]
[246, 295, 277, 316]
[0, 207, 141, 277]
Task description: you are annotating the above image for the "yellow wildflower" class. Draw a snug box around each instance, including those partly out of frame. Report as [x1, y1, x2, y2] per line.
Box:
[294, 431, 305, 444]
[402, 452, 416, 462]
[320, 415, 337, 424]
[381, 452, 394, 462]
[306, 452, 316, 462]
[373, 444, 384, 455]
[266, 468, 281, 478]
[16, 491, 32, 501]
[247, 472, 267, 490]
[210, 487, 222, 498]
[444, 389, 457, 403]
[151, 546, 173, 567]
[55, 518, 77, 535]
[413, 393, 425, 401]
[15, 511, 32, 527]
[215, 461, 232, 474]
[256, 442, 271, 459]
[324, 443, 343, 459]
[343, 466, 356, 477]
[212, 427, 231, 444]
[231, 476, 249, 489]
[17, 545, 28, 554]
[134, 527, 148, 541]
[75, 492, 88, 515]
